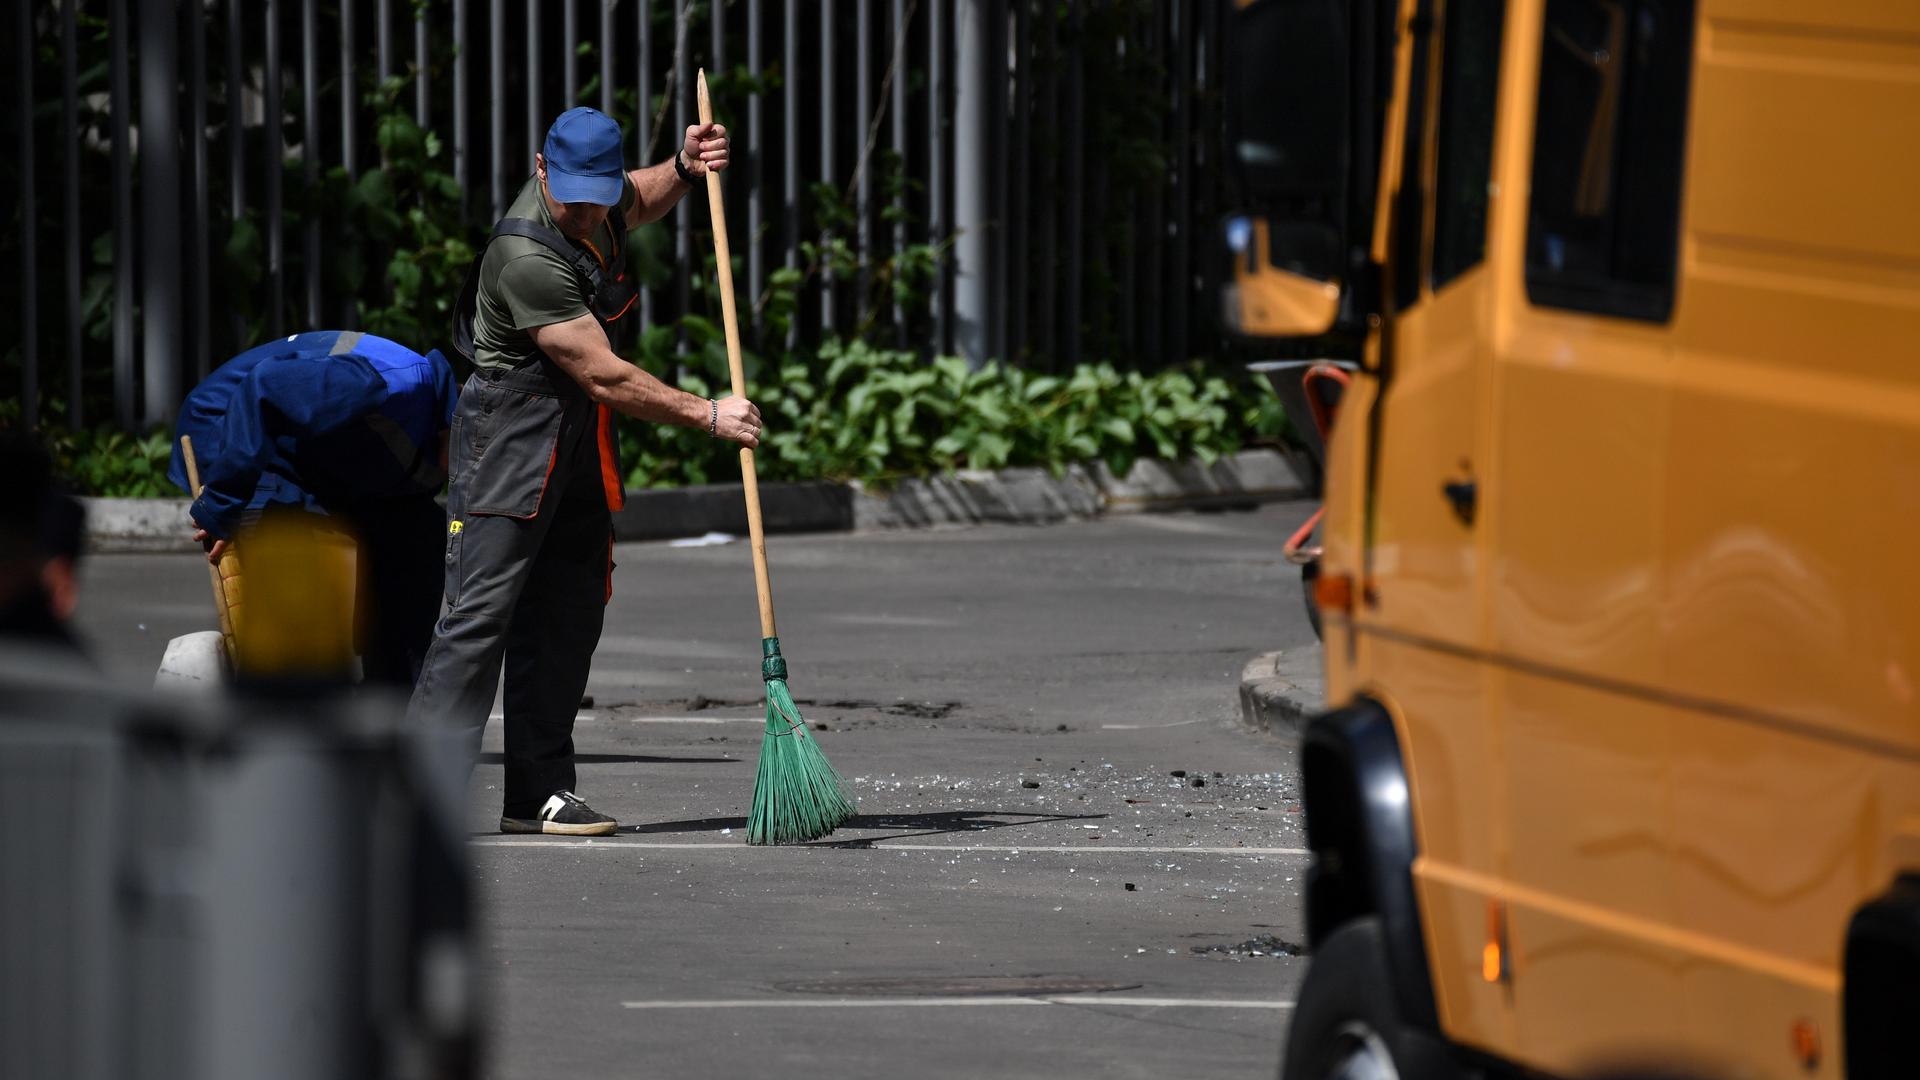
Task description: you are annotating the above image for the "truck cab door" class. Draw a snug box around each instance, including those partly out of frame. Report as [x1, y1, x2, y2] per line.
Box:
[1341, 0, 1516, 1055]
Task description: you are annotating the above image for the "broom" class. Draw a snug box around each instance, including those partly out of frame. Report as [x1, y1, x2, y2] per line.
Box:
[180, 435, 242, 664]
[697, 69, 858, 844]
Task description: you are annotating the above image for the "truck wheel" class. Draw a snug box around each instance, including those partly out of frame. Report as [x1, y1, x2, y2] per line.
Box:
[1281, 917, 1460, 1080]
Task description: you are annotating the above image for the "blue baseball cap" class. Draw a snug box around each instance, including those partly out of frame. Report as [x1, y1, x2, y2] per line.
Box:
[542, 107, 626, 206]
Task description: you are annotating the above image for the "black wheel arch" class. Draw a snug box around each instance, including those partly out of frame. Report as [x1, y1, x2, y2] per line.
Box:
[1844, 874, 1920, 1079]
[1301, 695, 1440, 1032]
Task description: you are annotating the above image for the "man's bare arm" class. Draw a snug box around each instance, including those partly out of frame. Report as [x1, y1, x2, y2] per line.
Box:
[529, 313, 760, 446]
[625, 157, 694, 225]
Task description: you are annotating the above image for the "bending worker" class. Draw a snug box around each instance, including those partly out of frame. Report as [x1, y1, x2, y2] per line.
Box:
[408, 107, 760, 837]
[170, 330, 458, 687]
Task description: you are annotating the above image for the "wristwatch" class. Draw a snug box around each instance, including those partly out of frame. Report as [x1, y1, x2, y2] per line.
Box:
[674, 150, 700, 188]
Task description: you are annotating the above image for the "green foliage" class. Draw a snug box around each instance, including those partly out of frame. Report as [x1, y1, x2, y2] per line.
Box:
[324, 81, 484, 346]
[0, 400, 177, 498]
[617, 333, 1287, 490]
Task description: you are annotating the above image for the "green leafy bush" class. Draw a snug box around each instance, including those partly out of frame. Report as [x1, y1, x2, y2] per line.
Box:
[0, 400, 178, 499]
[617, 336, 1288, 490]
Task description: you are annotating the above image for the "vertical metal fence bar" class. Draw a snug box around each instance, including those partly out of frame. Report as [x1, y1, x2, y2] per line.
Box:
[563, 0, 578, 107]
[987, 0, 1007, 365]
[454, 0, 469, 212]
[711, 0, 726, 310]
[638, 0, 652, 150]
[855, 0, 871, 313]
[1060, 3, 1082, 370]
[1196, 0, 1221, 354]
[490, 0, 504, 216]
[639, 0, 653, 326]
[17, 0, 37, 427]
[190, 1, 210, 380]
[64, 0, 84, 424]
[889, 0, 907, 343]
[140, 0, 184, 423]
[303, 0, 322, 328]
[673, 0, 689, 337]
[111, 0, 135, 426]
[927, 0, 945, 355]
[342, 0, 357, 175]
[228, 0, 246, 238]
[747, 0, 763, 324]
[527, 0, 542, 174]
[952, 0, 987, 367]
[781, 0, 797, 347]
[1033, 6, 1056, 367]
[599, 0, 614, 115]
[1139, 8, 1163, 362]
[1168, 0, 1191, 365]
[415, 10, 429, 125]
[818, 0, 834, 333]
[377, 0, 392, 82]
[267, 0, 285, 338]
[1008, 0, 1029, 364]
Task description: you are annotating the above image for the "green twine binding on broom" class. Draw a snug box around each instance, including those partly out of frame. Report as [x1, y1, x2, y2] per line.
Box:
[747, 637, 857, 845]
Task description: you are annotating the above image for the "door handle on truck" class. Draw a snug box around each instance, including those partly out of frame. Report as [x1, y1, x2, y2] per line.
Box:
[1442, 479, 1477, 526]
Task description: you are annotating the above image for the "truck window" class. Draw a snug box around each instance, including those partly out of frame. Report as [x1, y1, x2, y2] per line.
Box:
[1431, 0, 1506, 289]
[1524, 0, 1695, 321]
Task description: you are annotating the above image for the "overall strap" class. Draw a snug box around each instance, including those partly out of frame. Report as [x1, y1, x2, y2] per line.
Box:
[490, 217, 608, 294]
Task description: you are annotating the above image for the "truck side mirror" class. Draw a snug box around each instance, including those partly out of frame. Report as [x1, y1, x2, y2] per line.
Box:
[1222, 216, 1342, 337]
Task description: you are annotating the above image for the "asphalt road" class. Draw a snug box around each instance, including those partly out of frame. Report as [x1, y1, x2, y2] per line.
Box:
[73, 501, 1320, 1080]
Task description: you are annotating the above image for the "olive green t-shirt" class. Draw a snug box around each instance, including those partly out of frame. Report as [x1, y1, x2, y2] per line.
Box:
[470, 173, 638, 370]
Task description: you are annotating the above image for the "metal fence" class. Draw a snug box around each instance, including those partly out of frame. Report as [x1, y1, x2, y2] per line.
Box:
[6, 1, 1230, 430]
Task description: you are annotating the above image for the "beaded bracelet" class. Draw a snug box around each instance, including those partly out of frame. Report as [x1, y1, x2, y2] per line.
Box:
[708, 398, 719, 437]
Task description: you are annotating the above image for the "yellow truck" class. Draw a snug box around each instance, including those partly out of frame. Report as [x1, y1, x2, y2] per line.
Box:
[1221, 0, 1920, 1077]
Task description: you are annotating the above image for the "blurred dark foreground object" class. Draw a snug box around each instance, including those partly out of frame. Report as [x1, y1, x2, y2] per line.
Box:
[0, 433, 87, 651]
[0, 648, 479, 1080]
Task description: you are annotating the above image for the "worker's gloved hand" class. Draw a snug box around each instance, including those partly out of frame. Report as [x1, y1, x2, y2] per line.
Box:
[712, 395, 762, 448]
[191, 523, 229, 566]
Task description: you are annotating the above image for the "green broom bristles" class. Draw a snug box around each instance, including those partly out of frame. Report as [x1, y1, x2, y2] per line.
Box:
[747, 637, 857, 844]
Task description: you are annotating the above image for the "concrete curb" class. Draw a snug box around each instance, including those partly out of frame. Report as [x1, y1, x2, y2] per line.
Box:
[81, 449, 1305, 553]
[610, 481, 852, 542]
[850, 449, 1305, 531]
[82, 497, 202, 554]
[1237, 647, 1326, 739]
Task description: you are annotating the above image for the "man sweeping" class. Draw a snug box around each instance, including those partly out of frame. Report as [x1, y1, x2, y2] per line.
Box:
[170, 331, 458, 687]
[407, 107, 760, 836]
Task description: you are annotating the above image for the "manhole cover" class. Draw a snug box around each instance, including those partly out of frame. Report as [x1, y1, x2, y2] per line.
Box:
[772, 975, 1142, 997]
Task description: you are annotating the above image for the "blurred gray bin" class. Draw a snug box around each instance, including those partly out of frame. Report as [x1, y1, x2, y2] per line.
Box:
[0, 648, 476, 1080]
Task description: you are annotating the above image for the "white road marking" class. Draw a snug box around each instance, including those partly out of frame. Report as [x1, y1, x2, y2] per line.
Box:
[1100, 718, 1207, 730]
[619, 996, 1295, 1010]
[471, 839, 1308, 856]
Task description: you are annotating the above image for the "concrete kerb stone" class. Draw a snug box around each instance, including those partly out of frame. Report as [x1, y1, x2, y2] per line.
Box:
[1237, 647, 1326, 739]
[82, 497, 202, 553]
[80, 449, 1305, 552]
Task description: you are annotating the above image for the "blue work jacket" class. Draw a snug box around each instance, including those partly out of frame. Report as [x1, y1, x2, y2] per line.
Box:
[168, 331, 458, 539]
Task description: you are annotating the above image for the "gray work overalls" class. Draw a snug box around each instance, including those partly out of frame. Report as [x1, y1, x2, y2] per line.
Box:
[407, 209, 635, 818]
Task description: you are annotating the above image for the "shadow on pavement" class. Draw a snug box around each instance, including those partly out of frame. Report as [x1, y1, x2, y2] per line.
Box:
[632, 809, 1108, 844]
[477, 752, 741, 765]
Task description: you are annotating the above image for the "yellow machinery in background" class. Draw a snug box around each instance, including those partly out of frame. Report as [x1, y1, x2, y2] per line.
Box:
[1222, 0, 1920, 1077]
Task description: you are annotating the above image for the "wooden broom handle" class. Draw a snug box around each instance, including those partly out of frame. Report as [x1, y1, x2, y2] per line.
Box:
[179, 435, 237, 650]
[698, 69, 777, 639]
